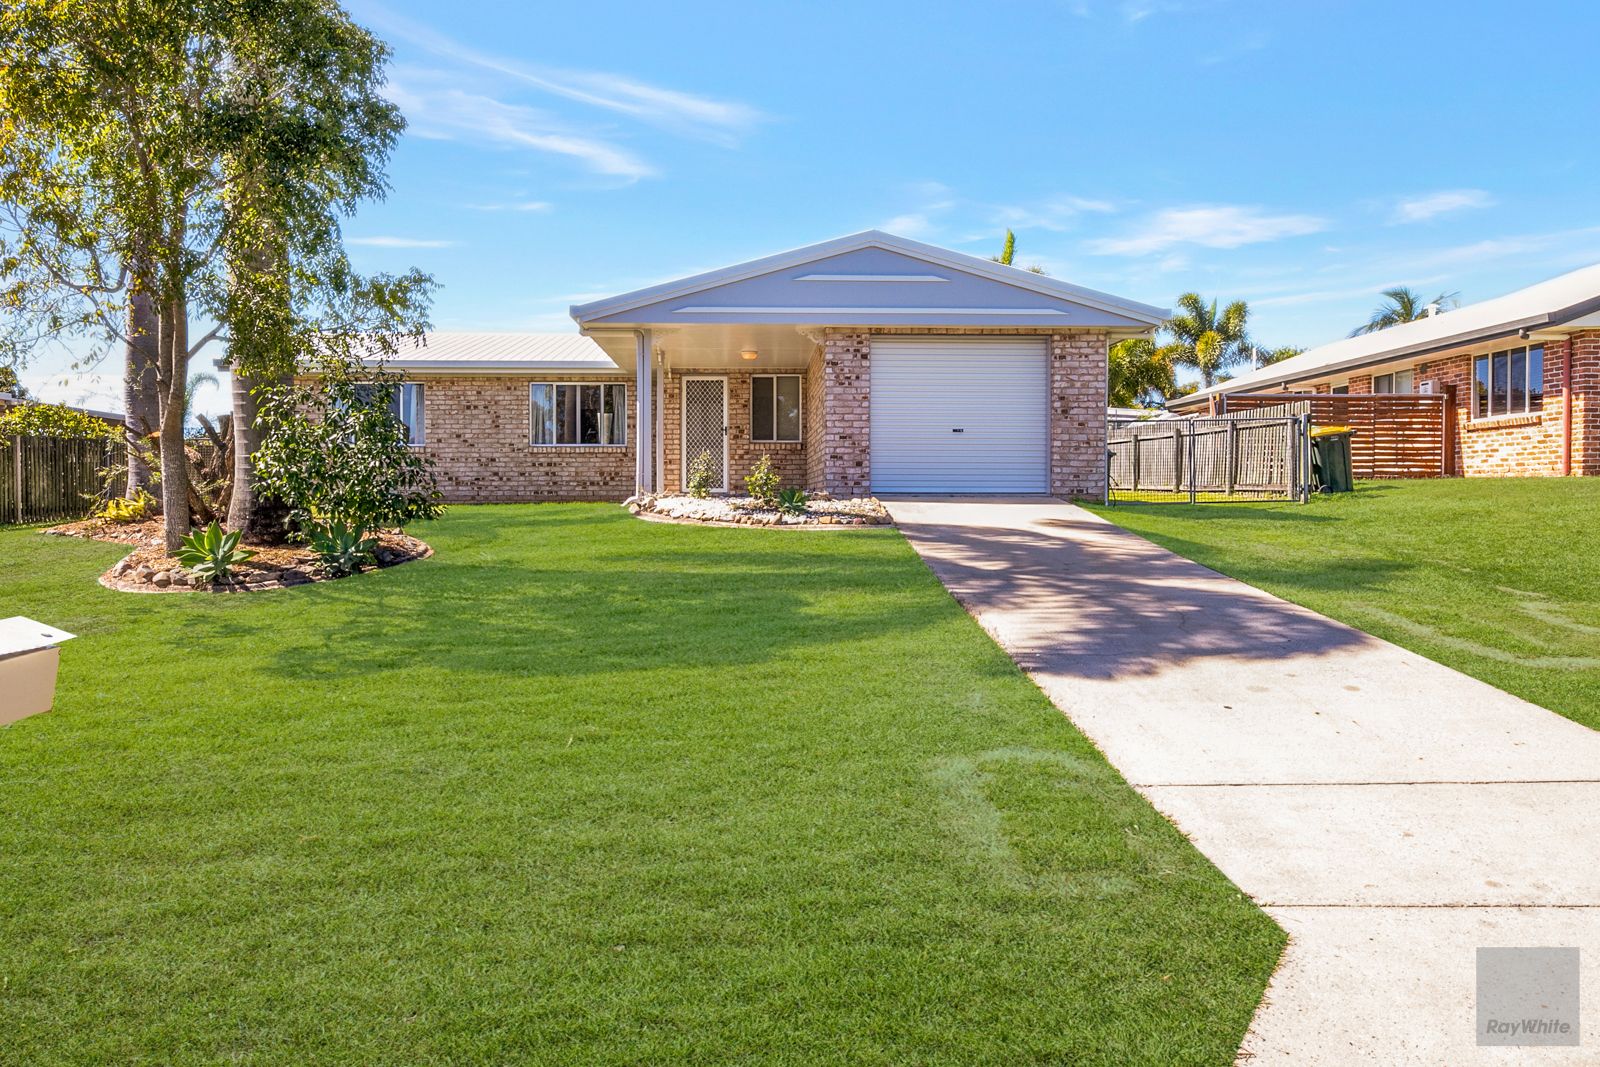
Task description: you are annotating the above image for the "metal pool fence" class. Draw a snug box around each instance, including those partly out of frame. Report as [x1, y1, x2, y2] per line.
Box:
[1107, 414, 1312, 504]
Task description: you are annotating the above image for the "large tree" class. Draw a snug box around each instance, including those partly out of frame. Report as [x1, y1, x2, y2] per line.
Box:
[1164, 292, 1251, 388]
[1350, 287, 1459, 336]
[2, 0, 427, 549]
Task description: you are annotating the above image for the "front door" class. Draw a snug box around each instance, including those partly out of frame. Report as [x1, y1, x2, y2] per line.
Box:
[681, 377, 729, 492]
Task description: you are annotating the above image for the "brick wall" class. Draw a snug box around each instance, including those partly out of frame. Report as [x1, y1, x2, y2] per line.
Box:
[1347, 374, 1373, 395]
[804, 346, 826, 490]
[1418, 347, 1567, 477]
[1049, 330, 1109, 499]
[659, 368, 808, 494]
[1572, 331, 1600, 476]
[819, 330, 872, 496]
[408, 374, 634, 502]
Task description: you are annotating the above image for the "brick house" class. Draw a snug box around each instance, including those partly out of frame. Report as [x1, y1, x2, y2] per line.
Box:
[1171, 264, 1600, 477]
[374, 232, 1167, 503]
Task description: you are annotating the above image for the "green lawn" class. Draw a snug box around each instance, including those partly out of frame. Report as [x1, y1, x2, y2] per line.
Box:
[0, 506, 1280, 1066]
[1089, 478, 1600, 730]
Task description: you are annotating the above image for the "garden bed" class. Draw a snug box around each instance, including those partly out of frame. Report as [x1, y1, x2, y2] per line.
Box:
[626, 493, 891, 528]
[45, 518, 431, 593]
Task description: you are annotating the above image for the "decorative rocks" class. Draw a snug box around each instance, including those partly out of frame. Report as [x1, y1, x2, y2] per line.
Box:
[45, 518, 432, 594]
[626, 493, 891, 529]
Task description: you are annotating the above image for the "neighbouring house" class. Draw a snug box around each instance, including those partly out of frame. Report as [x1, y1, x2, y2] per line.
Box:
[369, 231, 1167, 503]
[1170, 263, 1600, 477]
[0, 393, 126, 427]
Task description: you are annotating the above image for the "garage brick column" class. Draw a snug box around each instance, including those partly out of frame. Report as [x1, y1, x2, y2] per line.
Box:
[1050, 330, 1109, 500]
[821, 330, 871, 497]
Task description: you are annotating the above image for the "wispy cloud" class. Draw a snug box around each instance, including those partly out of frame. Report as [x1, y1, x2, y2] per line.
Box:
[385, 77, 656, 180]
[347, 236, 457, 248]
[1087, 204, 1328, 255]
[357, 2, 762, 146]
[993, 195, 1117, 231]
[1391, 188, 1495, 224]
[466, 200, 553, 213]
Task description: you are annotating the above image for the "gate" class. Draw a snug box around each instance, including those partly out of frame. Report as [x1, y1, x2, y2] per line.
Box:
[1107, 415, 1311, 504]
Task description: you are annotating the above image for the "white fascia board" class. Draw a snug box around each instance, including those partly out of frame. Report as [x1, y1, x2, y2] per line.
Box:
[571, 230, 1170, 327]
[365, 360, 623, 375]
[669, 306, 1073, 317]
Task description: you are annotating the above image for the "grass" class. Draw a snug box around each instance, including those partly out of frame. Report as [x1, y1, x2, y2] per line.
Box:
[1089, 478, 1600, 730]
[0, 505, 1281, 1066]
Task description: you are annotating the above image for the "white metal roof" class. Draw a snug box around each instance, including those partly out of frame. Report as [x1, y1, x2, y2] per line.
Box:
[571, 230, 1170, 329]
[1178, 261, 1600, 407]
[366, 332, 619, 373]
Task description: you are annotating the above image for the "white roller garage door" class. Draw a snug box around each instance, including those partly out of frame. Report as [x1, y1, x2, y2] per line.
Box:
[869, 336, 1049, 494]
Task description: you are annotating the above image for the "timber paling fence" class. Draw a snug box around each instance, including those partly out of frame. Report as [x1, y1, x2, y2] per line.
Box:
[1, 435, 121, 525]
[1221, 392, 1452, 478]
[1107, 414, 1312, 504]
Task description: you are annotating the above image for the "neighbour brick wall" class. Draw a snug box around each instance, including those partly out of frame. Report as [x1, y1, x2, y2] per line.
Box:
[659, 369, 808, 494]
[1572, 331, 1600, 476]
[1347, 374, 1373, 395]
[820, 330, 872, 497]
[407, 375, 634, 502]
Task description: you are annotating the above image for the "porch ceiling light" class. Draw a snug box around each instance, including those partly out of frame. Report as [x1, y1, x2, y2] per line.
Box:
[740, 348, 759, 361]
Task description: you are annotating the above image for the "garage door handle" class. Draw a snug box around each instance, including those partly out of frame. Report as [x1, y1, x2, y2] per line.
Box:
[951, 428, 964, 433]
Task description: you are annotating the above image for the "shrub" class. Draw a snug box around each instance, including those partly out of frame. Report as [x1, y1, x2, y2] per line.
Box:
[686, 451, 716, 499]
[174, 521, 255, 583]
[254, 369, 444, 539]
[0, 402, 119, 441]
[310, 522, 378, 577]
[98, 489, 157, 523]
[745, 454, 781, 506]
[776, 486, 808, 515]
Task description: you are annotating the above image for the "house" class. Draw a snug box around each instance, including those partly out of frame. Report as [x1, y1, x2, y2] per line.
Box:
[374, 231, 1167, 502]
[1170, 263, 1600, 477]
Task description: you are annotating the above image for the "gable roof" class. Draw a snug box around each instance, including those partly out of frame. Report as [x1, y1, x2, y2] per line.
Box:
[1175, 261, 1600, 407]
[571, 230, 1169, 330]
[365, 332, 618, 373]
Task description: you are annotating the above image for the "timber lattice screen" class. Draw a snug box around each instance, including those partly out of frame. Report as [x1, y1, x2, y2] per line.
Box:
[1221, 392, 1448, 479]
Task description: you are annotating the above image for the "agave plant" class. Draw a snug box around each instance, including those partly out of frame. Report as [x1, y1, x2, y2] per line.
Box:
[310, 521, 378, 577]
[174, 521, 254, 583]
[776, 486, 808, 515]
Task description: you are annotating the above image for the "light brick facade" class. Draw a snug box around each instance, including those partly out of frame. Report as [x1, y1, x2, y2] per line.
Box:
[1414, 331, 1600, 477]
[409, 375, 635, 503]
[402, 327, 1112, 502]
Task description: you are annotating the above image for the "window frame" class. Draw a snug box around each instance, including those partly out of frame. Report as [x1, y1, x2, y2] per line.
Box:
[749, 373, 803, 444]
[529, 381, 627, 447]
[395, 382, 425, 446]
[1470, 344, 1544, 421]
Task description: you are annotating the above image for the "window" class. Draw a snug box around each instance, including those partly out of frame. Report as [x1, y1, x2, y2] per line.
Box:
[751, 374, 802, 442]
[1373, 369, 1414, 394]
[353, 382, 424, 445]
[530, 383, 626, 445]
[1472, 345, 1543, 419]
[1331, 384, 1350, 395]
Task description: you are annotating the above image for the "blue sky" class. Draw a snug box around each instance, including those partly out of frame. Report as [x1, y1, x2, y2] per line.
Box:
[25, 0, 1600, 415]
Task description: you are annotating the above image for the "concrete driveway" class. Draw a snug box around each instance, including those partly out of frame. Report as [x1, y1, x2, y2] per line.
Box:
[888, 498, 1600, 1065]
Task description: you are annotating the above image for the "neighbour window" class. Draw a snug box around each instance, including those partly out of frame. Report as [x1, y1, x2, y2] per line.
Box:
[1373, 369, 1415, 394]
[353, 382, 425, 445]
[751, 374, 802, 442]
[1473, 345, 1543, 419]
[530, 383, 626, 445]
[1331, 384, 1350, 395]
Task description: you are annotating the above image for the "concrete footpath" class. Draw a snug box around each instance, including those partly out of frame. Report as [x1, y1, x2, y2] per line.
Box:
[887, 498, 1600, 1065]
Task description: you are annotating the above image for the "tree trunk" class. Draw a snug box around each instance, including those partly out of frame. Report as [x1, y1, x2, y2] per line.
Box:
[225, 358, 288, 539]
[157, 295, 191, 553]
[123, 288, 160, 494]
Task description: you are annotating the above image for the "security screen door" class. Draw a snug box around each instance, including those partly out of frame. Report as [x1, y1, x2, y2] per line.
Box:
[682, 377, 728, 491]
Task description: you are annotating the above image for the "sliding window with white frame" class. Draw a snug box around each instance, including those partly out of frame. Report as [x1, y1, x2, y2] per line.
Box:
[530, 382, 627, 445]
[1472, 345, 1544, 419]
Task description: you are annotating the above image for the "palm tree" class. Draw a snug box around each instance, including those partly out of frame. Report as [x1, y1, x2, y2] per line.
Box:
[184, 371, 219, 426]
[991, 228, 1048, 274]
[1165, 292, 1250, 388]
[1350, 287, 1459, 336]
[1108, 338, 1177, 408]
